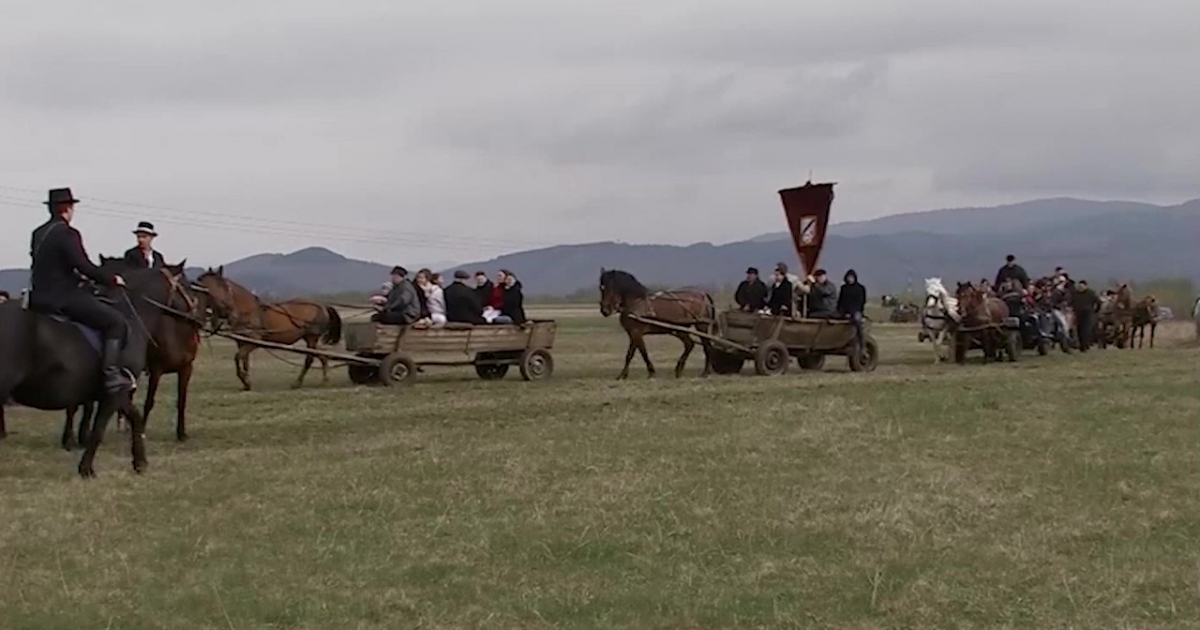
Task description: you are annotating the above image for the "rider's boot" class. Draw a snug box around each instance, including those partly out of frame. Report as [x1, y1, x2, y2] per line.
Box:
[101, 339, 130, 393]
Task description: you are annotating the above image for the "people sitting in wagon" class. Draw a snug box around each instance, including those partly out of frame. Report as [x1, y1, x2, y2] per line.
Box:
[766, 267, 793, 316]
[837, 270, 868, 354]
[415, 270, 447, 327]
[735, 267, 768, 312]
[803, 269, 838, 317]
[500, 270, 527, 324]
[445, 270, 486, 324]
[372, 266, 421, 325]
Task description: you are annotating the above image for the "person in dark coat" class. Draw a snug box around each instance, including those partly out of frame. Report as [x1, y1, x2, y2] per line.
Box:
[994, 255, 1030, 291]
[28, 188, 130, 392]
[373, 266, 421, 325]
[474, 271, 494, 308]
[500, 270, 527, 324]
[766, 268, 793, 316]
[804, 269, 838, 317]
[444, 271, 485, 324]
[734, 267, 768, 311]
[121, 221, 166, 269]
[1071, 280, 1102, 351]
[837, 269, 868, 354]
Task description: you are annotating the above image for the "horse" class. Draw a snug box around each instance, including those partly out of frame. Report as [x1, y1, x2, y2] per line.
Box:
[64, 258, 204, 448]
[0, 264, 181, 476]
[1129, 295, 1158, 349]
[955, 281, 1011, 363]
[1193, 297, 1200, 341]
[194, 267, 342, 390]
[917, 278, 958, 364]
[598, 269, 714, 379]
[1098, 284, 1136, 349]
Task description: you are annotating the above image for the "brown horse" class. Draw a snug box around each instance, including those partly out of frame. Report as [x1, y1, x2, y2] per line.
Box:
[194, 267, 342, 390]
[64, 259, 205, 448]
[956, 281, 1011, 362]
[599, 269, 714, 379]
[1129, 295, 1158, 349]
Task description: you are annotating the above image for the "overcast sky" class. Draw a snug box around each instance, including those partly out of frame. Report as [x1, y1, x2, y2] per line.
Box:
[2, 0, 1197, 269]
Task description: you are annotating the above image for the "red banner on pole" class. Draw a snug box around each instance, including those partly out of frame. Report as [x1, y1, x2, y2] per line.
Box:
[778, 181, 835, 276]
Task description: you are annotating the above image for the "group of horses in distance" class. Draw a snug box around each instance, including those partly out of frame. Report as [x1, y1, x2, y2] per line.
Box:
[918, 277, 1162, 364]
[1, 257, 343, 477]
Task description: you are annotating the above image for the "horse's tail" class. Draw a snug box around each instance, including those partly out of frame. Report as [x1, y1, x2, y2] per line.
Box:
[321, 306, 342, 346]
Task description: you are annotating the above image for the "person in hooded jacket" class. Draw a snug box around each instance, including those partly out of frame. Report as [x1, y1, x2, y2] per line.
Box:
[500, 270, 526, 324]
[837, 269, 868, 355]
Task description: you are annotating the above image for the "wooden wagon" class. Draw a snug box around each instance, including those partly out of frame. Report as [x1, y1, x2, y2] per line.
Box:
[341, 320, 557, 386]
[631, 309, 879, 376]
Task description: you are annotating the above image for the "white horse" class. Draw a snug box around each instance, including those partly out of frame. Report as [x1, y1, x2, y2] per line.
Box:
[917, 278, 959, 363]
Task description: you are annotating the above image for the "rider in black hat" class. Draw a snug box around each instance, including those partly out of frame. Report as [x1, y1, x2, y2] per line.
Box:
[29, 188, 131, 392]
[122, 221, 166, 269]
[735, 266, 767, 312]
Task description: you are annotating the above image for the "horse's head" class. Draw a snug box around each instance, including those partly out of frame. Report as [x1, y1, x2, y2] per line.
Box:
[955, 281, 983, 317]
[598, 268, 646, 317]
[194, 266, 236, 325]
[96, 257, 174, 322]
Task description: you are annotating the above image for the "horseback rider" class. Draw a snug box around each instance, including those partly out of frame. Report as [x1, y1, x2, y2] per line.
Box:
[28, 188, 130, 392]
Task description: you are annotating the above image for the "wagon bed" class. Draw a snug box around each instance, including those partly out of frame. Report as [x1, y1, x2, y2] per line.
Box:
[709, 310, 879, 375]
[341, 319, 557, 385]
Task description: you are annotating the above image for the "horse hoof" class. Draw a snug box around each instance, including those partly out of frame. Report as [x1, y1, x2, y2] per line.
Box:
[78, 465, 95, 479]
[177, 433, 189, 443]
[62, 440, 76, 452]
[133, 460, 148, 474]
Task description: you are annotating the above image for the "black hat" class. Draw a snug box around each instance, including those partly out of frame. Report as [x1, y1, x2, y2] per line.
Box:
[133, 221, 157, 236]
[454, 270, 470, 280]
[1005, 254, 1016, 262]
[814, 268, 827, 276]
[390, 266, 407, 276]
[746, 267, 759, 275]
[44, 187, 80, 207]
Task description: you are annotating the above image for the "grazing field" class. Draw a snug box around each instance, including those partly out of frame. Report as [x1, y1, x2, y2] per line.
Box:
[1, 313, 1197, 629]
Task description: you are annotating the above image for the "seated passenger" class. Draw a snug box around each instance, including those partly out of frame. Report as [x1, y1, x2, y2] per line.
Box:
[445, 270, 485, 324]
[766, 268, 793, 316]
[500, 269, 527, 324]
[414, 268, 433, 320]
[372, 266, 421, 325]
[804, 269, 838, 317]
[735, 267, 768, 312]
[416, 271, 447, 326]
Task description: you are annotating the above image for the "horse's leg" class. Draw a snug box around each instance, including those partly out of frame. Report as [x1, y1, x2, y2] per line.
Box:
[77, 401, 95, 450]
[618, 336, 636, 380]
[698, 336, 713, 377]
[62, 406, 78, 451]
[120, 396, 149, 474]
[319, 355, 330, 385]
[636, 331, 656, 378]
[235, 343, 253, 391]
[142, 368, 162, 433]
[292, 337, 318, 389]
[78, 395, 120, 478]
[0, 404, 5, 440]
[1149, 322, 1156, 348]
[673, 332, 695, 378]
[176, 363, 193, 442]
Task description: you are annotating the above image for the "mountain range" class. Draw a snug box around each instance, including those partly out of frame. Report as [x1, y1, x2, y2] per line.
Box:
[2, 197, 1196, 298]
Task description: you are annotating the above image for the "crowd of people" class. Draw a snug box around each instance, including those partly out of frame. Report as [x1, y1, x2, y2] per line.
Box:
[988, 255, 1110, 351]
[733, 262, 869, 343]
[370, 267, 526, 327]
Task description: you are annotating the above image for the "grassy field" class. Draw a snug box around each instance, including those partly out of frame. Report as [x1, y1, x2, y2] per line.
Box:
[1, 312, 1197, 629]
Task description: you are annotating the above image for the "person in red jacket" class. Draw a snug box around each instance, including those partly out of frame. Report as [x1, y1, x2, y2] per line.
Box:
[487, 270, 505, 310]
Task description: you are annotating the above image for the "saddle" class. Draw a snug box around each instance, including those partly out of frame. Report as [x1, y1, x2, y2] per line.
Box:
[25, 296, 130, 356]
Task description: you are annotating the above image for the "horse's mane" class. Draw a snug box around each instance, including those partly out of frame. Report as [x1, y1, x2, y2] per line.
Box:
[601, 269, 648, 298]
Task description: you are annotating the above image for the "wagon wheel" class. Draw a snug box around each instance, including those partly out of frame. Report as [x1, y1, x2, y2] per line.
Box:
[347, 363, 379, 385]
[1005, 330, 1021, 362]
[1036, 335, 1049, 356]
[709, 350, 745, 375]
[475, 363, 510, 380]
[797, 354, 826, 371]
[379, 352, 417, 386]
[753, 341, 789, 376]
[519, 348, 554, 381]
[849, 337, 880, 372]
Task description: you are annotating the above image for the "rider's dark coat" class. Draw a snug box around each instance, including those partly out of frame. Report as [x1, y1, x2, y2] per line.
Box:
[29, 216, 115, 311]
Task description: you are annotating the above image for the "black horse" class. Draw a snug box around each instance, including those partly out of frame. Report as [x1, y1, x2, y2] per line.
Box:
[63, 258, 203, 450]
[0, 262, 177, 477]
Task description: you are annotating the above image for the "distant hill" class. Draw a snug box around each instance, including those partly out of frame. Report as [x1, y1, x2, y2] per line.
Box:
[1, 197, 1196, 298]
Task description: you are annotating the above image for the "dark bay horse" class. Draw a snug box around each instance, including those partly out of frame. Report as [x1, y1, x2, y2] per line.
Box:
[598, 269, 714, 379]
[194, 267, 342, 390]
[956, 281, 1011, 363]
[0, 264, 181, 476]
[65, 258, 204, 448]
[1130, 295, 1158, 349]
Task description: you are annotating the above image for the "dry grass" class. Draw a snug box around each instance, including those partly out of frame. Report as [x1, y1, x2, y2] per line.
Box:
[1, 319, 1197, 629]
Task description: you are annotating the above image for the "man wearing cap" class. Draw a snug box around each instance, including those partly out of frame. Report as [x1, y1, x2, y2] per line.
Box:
[28, 187, 130, 392]
[444, 270, 486, 324]
[373, 266, 421, 325]
[803, 269, 838, 317]
[734, 267, 768, 312]
[994, 255, 1030, 291]
[122, 221, 166, 269]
